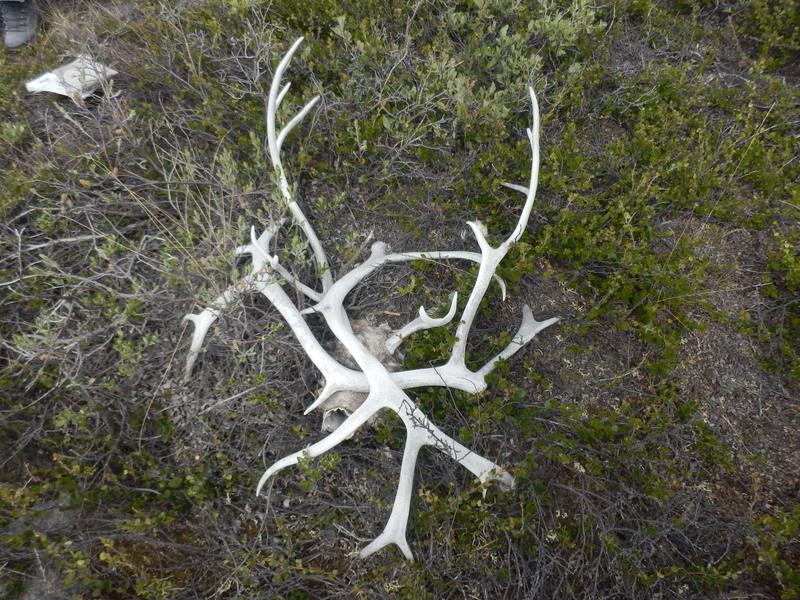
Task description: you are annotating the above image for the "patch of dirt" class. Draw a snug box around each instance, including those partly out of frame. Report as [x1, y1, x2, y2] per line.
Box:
[675, 218, 799, 508]
[677, 320, 799, 507]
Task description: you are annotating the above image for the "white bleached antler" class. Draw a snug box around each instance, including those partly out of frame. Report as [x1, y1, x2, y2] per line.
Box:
[182, 39, 558, 561]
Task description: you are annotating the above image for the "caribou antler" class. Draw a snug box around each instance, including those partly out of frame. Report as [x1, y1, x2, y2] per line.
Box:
[182, 38, 558, 560]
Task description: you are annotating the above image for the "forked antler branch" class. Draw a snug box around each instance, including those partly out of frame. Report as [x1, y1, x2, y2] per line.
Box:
[182, 38, 558, 560]
[266, 37, 331, 292]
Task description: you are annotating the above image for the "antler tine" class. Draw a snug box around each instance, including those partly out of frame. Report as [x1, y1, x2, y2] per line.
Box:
[359, 430, 425, 560]
[181, 222, 285, 380]
[385, 293, 458, 354]
[276, 95, 320, 154]
[508, 87, 540, 246]
[182, 303, 226, 381]
[265, 37, 305, 161]
[275, 82, 291, 111]
[265, 37, 332, 292]
[256, 389, 395, 496]
[476, 306, 560, 380]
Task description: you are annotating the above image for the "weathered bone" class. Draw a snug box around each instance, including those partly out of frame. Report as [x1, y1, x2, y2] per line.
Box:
[182, 38, 558, 560]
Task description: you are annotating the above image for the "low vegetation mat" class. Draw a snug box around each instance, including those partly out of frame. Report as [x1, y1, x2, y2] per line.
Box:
[1, 1, 797, 598]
